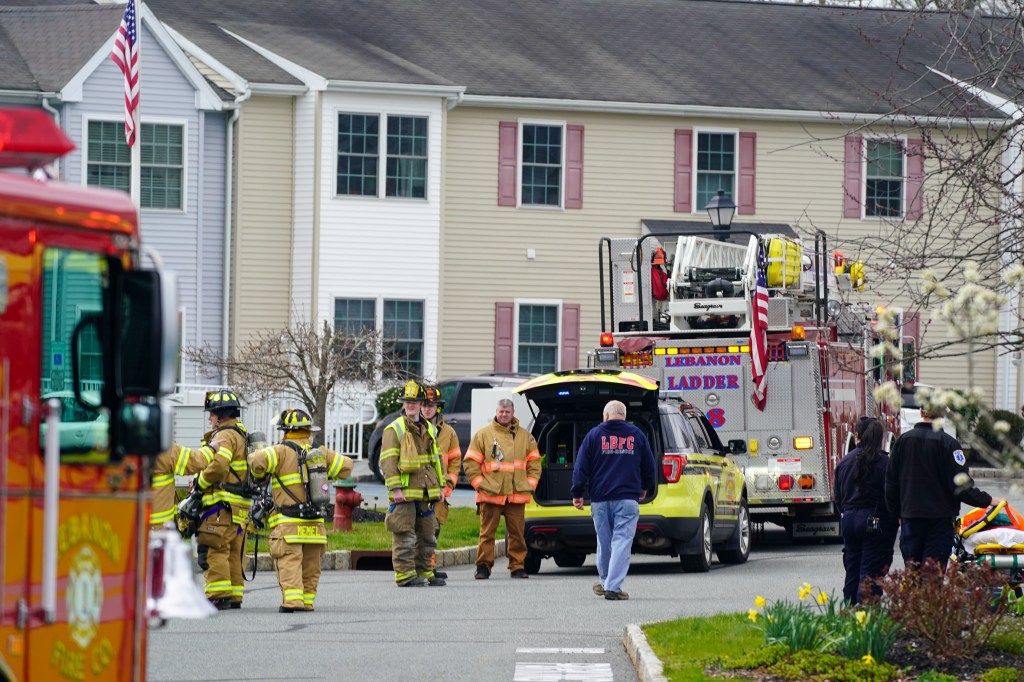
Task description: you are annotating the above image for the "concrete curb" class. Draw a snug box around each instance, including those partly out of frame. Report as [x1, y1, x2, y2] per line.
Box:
[246, 538, 506, 573]
[971, 467, 1024, 480]
[624, 624, 667, 682]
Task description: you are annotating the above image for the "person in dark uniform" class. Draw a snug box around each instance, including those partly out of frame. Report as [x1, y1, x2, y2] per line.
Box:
[884, 403, 995, 569]
[834, 417, 898, 604]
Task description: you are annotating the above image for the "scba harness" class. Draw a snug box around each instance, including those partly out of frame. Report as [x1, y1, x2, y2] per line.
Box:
[273, 440, 334, 521]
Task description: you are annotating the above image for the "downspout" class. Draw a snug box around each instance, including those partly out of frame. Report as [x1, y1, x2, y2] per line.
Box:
[40, 97, 61, 179]
[223, 88, 252, 380]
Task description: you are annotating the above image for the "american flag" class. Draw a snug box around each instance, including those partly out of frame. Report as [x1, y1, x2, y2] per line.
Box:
[110, 0, 139, 147]
[750, 239, 769, 410]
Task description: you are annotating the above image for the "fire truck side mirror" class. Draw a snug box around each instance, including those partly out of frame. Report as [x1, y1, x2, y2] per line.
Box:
[726, 439, 747, 455]
[118, 269, 179, 398]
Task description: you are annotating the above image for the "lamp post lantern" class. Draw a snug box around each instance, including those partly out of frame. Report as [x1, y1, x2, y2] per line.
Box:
[705, 189, 736, 241]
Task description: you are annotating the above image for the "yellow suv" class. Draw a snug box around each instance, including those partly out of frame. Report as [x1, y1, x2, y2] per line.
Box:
[517, 369, 750, 574]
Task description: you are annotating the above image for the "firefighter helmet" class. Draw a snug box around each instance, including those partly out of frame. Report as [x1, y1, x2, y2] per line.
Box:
[204, 390, 241, 412]
[422, 385, 445, 409]
[276, 408, 321, 432]
[399, 380, 425, 403]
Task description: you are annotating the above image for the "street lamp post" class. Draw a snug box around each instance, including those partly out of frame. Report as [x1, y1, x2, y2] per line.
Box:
[705, 189, 736, 241]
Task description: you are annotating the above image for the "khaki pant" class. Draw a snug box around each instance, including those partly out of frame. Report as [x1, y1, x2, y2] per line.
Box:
[477, 502, 526, 573]
[386, 502, 438, 584]
[196, 507, 238, 601]
[269, 534, 326, 610]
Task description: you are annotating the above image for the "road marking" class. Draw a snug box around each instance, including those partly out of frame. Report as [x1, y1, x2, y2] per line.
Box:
[516, 648, 605, 654]
[513, 662, 613, 681]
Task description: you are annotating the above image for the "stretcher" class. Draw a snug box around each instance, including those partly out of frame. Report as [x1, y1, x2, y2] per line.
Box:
[953, 500, 1024, 608]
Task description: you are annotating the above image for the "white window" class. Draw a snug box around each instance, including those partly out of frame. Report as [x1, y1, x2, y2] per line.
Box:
[864, 138, 905, 218]
[515, 301, 560, 374]
[695, 130, 736, 211]
[336, 113, 428, 199]
[334, 297, 424, 377]
[519, 121, 565, 207]
[86, 120, 185, 210]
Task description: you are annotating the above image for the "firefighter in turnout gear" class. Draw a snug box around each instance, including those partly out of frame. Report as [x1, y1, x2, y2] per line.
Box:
[149, 443, 193, 527]
[248, 408, 353, 612]
[184, 390, 252, 609]
[381, 380, 445, 587]
[465, 398, 542, 579]
[421, 385, 460, 579]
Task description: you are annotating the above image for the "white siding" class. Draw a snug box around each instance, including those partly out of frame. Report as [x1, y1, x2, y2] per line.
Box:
[291, 91, 316, 321]
[315, 92, 442, 380]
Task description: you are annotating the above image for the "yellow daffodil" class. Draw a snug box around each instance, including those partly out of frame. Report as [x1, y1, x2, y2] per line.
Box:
[816, 591, 829, 605]
[855, 610, 867, 625]
[748, 609, 759, 622]
[861, 653, 875, 665]
[798, 583, 812, 600]
[754, 595, 766, 609]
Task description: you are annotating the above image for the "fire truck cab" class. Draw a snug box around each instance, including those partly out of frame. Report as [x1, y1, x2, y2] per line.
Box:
[591, 224, 888, 539]
[1, 108, 180, 681]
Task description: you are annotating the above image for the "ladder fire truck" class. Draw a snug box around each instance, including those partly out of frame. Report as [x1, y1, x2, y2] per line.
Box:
[0, 108, 203, 682]
[591, 224, 886, 539]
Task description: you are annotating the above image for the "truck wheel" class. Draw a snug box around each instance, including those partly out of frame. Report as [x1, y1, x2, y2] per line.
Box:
[680, 504, 713, 573]
[716, 499, 751, 564]
[553, 551, 586, 568]
[525, 550, 543, 575]
[369, 443, 384, 483]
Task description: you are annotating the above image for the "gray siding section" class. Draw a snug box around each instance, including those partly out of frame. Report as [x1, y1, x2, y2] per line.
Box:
[61, 22, 225, 383]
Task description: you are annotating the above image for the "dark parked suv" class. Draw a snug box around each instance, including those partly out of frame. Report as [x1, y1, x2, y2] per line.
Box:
[367, 373, 533, 483]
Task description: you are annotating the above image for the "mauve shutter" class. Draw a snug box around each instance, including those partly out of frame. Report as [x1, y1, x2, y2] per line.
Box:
[559, 304, 581, 370]
[674, 129, 692, 212]
[565, 124, 584, 209]
[494, 302, 514, 372]
[738, 132, 756, 215]
[498, 121, 518, 206]
[843, 135, 863, 218]
[906, 138, 924, 220]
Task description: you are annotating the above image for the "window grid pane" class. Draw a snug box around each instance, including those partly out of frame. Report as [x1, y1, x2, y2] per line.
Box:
[518, 304, 558, 374]
[384, 300, 424, 377]
[696, 133, 736, 211]
[87, 122, 182, 209]
[865, 140, 904, 217]
[334, 298, 375, 336]
[337, 114, 379, 196]
[521, 125, 562, 206]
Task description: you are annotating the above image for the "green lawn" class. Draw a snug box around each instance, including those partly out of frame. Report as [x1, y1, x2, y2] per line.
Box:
[643, 613, 763, 682]
[246, 507, 502, 552]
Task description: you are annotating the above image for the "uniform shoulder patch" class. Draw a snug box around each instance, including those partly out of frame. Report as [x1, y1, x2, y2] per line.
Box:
[953, 449, 966, 466]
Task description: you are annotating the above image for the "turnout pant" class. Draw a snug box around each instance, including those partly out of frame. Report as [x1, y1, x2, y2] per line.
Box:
[386, 501, 438, 584]
[477, 502, 526, 573]
[270, 536, 326, 610]
[196, 506, 238, 601]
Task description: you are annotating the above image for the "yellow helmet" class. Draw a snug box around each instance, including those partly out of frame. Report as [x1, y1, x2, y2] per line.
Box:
[276, 408, 321, 432]
[204, 389, 241, 412]
[400, 380, 425, 403]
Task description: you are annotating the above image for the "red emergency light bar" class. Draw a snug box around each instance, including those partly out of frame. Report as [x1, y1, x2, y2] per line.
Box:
[0, 107, 75, 169]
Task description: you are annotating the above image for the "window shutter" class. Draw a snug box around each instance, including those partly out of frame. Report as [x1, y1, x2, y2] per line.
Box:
[559, 303, 581, 371]
[498, 121, 518, 206]
[565, 124, 584, 209]
[494, 302, 514, 372]
[674, 129, 693, 212]
[843, 135, 863, 218]
[738, 132, 756, 215]
[906, 138, 924, 221]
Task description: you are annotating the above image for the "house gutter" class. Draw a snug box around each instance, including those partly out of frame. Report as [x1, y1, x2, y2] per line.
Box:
[223, 88, 252, 377]
[456, 94, 1003, 128]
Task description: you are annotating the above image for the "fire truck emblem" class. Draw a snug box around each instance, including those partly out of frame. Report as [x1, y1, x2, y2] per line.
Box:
[66, 545, 103, 649]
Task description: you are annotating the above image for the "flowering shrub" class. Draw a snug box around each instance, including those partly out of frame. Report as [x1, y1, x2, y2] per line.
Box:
[748, 583, 899, 662]
[864, 560, 1010, 662]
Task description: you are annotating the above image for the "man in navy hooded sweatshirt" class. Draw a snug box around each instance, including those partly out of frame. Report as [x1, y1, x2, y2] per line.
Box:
[572, 400, 656, 600]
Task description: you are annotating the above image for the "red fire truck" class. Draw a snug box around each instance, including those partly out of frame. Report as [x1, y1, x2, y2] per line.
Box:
[0, 108, 184, 681]
[591, 226, 890, 539]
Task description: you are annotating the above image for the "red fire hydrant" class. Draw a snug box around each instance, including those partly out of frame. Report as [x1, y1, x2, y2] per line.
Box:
[333, 479, 363, 532]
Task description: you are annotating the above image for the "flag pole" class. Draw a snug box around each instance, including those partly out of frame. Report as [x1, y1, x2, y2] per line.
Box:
[130, 108, 140, 208]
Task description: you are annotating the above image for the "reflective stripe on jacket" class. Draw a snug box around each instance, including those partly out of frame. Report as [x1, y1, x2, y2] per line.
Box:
[149, 443, 192, 526]
[193, 420, 251, 525]
[434, 418, 462, 493]
[464, 416, 541, 505]
[380, 416, 442, 501]
[247, 433, 353, 544]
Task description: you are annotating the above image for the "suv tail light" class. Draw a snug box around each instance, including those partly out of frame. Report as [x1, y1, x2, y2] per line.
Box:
[662, 454, 687, 483]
